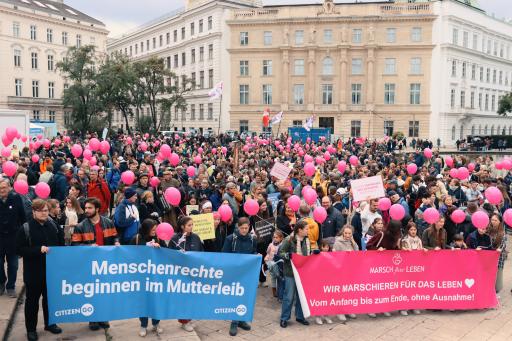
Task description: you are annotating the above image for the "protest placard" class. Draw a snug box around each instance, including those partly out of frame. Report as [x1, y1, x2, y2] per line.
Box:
[350, 175, 385, 202]
[270, 162, 292, 180]
[186, 205, 199, 215]
[254, 218, 275, 241]
[190, 213, 215, 240]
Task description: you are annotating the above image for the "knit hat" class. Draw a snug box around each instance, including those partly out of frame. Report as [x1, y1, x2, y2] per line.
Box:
[124, 188, 137, 199]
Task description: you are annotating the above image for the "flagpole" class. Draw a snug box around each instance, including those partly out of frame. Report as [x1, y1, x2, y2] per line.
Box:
[217, 94, 222, 136]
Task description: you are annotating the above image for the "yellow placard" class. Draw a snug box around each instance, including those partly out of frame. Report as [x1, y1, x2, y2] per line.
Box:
[191, 213, 215, 240]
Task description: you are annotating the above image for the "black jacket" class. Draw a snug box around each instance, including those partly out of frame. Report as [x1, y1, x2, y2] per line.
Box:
[16, 218, 64, 283]
[222, 230, 258, 254]
[320, 207, 345, 239]
[0, 192, 26, 243]
[170, 232, 204, 251]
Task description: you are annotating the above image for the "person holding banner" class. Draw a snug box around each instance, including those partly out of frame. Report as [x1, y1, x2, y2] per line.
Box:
[279, 219, 318, 328]
[422, 217, 448, 250]
[16, 199, 64, 341]
[488, 213, 507, 293]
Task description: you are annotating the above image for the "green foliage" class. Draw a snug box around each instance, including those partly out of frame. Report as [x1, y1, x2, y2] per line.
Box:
[392, 131, 405, 140]
[498, 93, 512, 116]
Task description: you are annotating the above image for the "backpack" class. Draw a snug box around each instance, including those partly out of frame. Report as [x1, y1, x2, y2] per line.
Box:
[231, 233, 255, 253]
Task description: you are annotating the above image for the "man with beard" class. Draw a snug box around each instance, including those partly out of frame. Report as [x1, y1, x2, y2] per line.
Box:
[87, 168, 111, 216]
[319, 196, 345, 241]
[71, 198, 119, 331]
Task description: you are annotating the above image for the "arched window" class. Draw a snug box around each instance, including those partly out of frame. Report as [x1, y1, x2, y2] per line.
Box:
[322, 57, 333, 75]
[479, 125, 482, 134]
[509, 126, 512, 135]
[503, 127, 506, 135]
[460, 125, 464, 140]
[497, 125, 501, 135]
[491, 125, 495, 135]
[471, 125, 475, 135]
[451, 125, 456, 140]
[484, 125, 488, 134]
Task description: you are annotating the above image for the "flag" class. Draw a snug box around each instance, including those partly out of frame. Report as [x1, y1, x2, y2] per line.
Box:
[208, 81, 223, 101]
[303, 115, 314, 131]
[270, 111, 283, 125]
[262, 108, 270, 127]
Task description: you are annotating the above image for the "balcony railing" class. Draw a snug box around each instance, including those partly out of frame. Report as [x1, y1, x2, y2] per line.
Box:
[380, 3, 432, 15]
[233, 9, 279, 19]
[7, 96, 62, 106]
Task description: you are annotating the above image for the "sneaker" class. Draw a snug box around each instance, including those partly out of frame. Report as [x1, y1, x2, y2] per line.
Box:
[89, 322, 100, 331]
[315, 317, 323, 325]
[238, 322, 251, 331]
[98, 322, 110, 329]
[229, 322, 238, 336]
[27, 331, 38, 341]
[152, 325, 163, 334]
[6, 289, 16, 298]
[181, 323, 194, 332]
[44, 324, 62, 334]
[383, 312, 392, 317]
[348, 314, 357, 319]
[368, 313, 377, 318]
[400, 310, 408, 316]
[337, 314, 347, 322]
[324, 317, 333, 324]
[413, 310, 421, 315]
[139, 328, 147, 337]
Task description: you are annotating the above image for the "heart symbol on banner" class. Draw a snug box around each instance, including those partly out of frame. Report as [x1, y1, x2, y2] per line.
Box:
[464, 278, 475, 288]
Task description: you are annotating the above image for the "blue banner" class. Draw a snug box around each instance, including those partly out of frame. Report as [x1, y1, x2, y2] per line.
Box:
[47, 246, 261, 324]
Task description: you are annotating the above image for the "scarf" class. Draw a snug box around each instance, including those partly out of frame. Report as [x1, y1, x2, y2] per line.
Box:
[295, 236, 311, 256]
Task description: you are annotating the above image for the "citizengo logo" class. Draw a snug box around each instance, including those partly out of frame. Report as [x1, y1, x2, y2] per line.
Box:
[54, 303, 94, 317]
[235, 305, 247, 316]
[214, 304, 247, 317]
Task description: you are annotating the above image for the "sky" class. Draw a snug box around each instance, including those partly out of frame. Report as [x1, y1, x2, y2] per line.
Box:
[65, 0, 512, 38]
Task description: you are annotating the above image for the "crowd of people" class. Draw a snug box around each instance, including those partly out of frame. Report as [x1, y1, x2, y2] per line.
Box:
[0, 129, 510, 340]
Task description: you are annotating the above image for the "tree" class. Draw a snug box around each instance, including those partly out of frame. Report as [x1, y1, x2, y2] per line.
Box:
[498, 93, 512, 116]
[57, 45, 105, 134]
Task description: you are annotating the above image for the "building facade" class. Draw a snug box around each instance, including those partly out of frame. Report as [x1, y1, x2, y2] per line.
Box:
[430, 0, 512, 146]
[0, 0, 108, 131]
[227, 0, 435, 140]
[106, 0, 261, 134]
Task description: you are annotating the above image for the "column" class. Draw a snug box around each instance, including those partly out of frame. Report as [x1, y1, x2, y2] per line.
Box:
[339, 47, 348, 111]
[366, 47, 375, 111]
[307, 49, 316, 111]
[281, 49, 289, 111]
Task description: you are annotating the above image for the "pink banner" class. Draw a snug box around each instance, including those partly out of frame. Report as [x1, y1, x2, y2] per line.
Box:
[292, 250, 499, 317]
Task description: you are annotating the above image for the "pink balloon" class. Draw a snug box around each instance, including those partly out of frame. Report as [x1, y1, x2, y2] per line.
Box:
[2, 161, 17, 177]
[1, 135, 12, 147]
[304, 155, 313, 163]
[31, 154, 40, 163]
[198, 147, 204, 154]
[89, 156, 97, 166]
[153, 140, 160, 147]
[91, 165, 100, 172]
[451, 209, 466, 224]
[313, 206, 328, 224]
[125, 136, 133, 145]
[212, 148, 217, 154]
[349, 155, 359, 166]
[423, 207, 440, 224]
[218, 204, 233, 222]
[287, 195, 301, 212]
[5, 126, 18, 140]
[194, 155, 202, 165]
[36, 134, 43, 140]
[449, 168, 459, 178]
[378, 197, 391, 211]
[100, 141, 110, 154]
[34, 182, 50, 199]
[121, 170, 135, 185]
[89, 138, 100, 151]
[71, 144, 83, 158]
[503, 208, 512, 227]
[503, 159, 512, 170]
[407, 163, 418, 175]
[43, 139, 51, 149]
[337, 161, 347, 174]
[221, 146, 227, 155]
[164, 187, 181, 206]
[160, 144, 171, 158]
[1, 147, 11, 158]
[303, 188, 318, 205]
[169, 152, 180, 166]
[13, 180, 29, 195]
[156, 223, 174, 241]
[496, 161, 504, 170]
[21, 135, 28, 143]
[54, 138, 61, 147]
[323, 151, 331, 161]
[242, 145, 249, 152]
[63, 136, 71, 143]
[423, 148, 433, 159]
[315, 156, 325, 165]
[83, 149, 93, 160]
[471, 211, 489, 230]
[389, 204, 405, 221]
[457, 167, 469, 180]
[244, 199, 260, 216]
[304, 162, 316, 177]
[144, 133, 150, 139]
[140, 142, 148, 152]
[186, 166, 196, 178]
[150, 176, 160, 188]
[485, 186, 503, 205]
[445, 156, 454, 168]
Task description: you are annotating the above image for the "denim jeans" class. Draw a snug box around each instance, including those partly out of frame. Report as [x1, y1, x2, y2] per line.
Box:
[280, 276, 304, 321]
[139, 317, 160, 328]
[277, 276, 285, 300]
[0, 246, 18, 290]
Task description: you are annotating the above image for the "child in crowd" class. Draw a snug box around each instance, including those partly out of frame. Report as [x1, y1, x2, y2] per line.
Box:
[265, 231, 284, 298]
[333, 226, 358, 321]
[400, 222, 423, 315]
[450, 233, 468, 249]
[363, 218, 384, 250]
[315, 240, 334, 325]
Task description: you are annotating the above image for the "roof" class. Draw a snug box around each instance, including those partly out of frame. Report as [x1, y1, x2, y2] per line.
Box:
[0, 0, 105, 26]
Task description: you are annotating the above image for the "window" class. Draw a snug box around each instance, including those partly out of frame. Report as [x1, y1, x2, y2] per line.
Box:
[208, 103, 213, 119]
[141, 41, 144, 52]
[386, 28, 396, 43]
[352, 58, 362, 74]
[208, 69, 213, 88]
[470, 91, 475, 109]
[295, 30, 304, 45]
[166, 32, 170, 45]
[49, 110, 55, 122]
[135, 44, 138, 55]
[460, 90, 465, 108]
[199, 46, 204, 61]
[493, 69, 496, 83]
[15, 79, 22, 97]
[190, 104, 195, 120]
[352, 29, 362, 43]
[350, 121, 361, 137]
[181, 52, 186, 66]
[294, 59, 304, 75]
[473, 34, 478, 50]
[208, 44, 213, 60]
[478, 93, 482, 110]
[240, 60, 249, 76]
[499, 71, 503, 84]
[32, 80, 39, 98]
[13, 22, 20, 38]
[485, 94, 489, 111]
[491, 125, 495, 135]
[199, 71, 204, 88]
[174, 30, 177, 42]
[14, 49, 21, 67]
[263, 84, 272, 104]
[208, 16, 212, 30]
[181, 27, 185, 40]
[452, 28, 458, 45]
[31, 52, 38, 69]
[411, 27, 422, 42]
[486, 68, 490, 82]
[322, 84, 333, 105]
[450, 89, 456, 108]
[292, 120, 302, 127]
[64, 112, 71, 126]
[240, 120, 249, 132]
[47, 55, 54, 71]
[239, 85, 249, 104]
[384, 58, 396, 74]
[471, 125, 475, 135]
[491, 95, 496, 111]
[47, 28, 53, 43]
[199, 104, 204, 120]
[384, 121, 394, 136]
[264, 31, 272, 45]
[384, 83, 395, 104]
[463, 31, 469, 48]
[471, 64, 476, 80]
[484, 125, 488, 134]
[451, 60, 457, 77]
[351, 84, 362, 105]
[76, 34, 81, 47]
[151, 37, 155, 49]
[173, 54, 178, 68]
[263, 60, 272, 76]
[462, 62, 467, 78]
[479, 66, 483, 81]
[191, 72, 196, 84]
[293, 84, 304, 104]
[323, 29, 332, 43]
[199, 19, 203, 33]
[33, 110, 40, 120]
[190, 22, 195, 36]
[30, 25, 37, 40]
[240, 32, 248, 45]
[410, 58, 421, 74]
[322, 57, 333, 75]
[191, 49, 195, 63]
[410, 83, 421, 104]
[409, 121, 419, 137]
